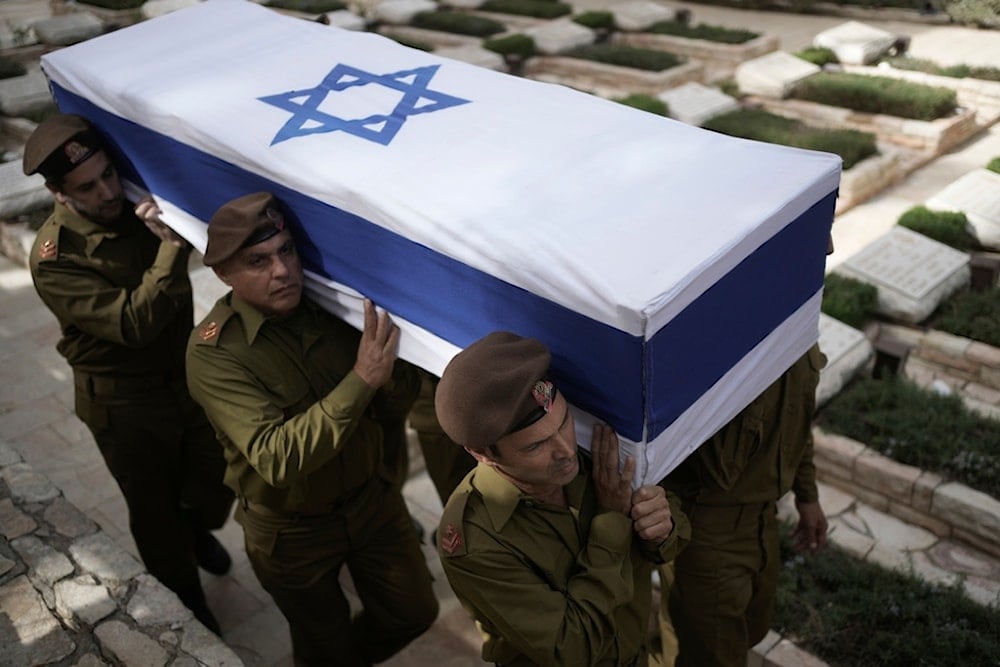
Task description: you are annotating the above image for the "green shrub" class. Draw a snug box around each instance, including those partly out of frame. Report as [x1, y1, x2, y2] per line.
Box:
[703, 108, 878, 170]
[884, 56, 1000, 83]
[78, 0, 144, 8]
[565, 44, 683, 72]
[776, 525, 1000, 667]
[946, 0, 1000, 28]
[613, 93, 668, 116]
[388, 34, 433, 51]
[930, 287, 1000, 347]
[647, 20, 758, 44]
[0, 57, 26, 80]
[480, 0, 572, 18]
[817, 376, 1000, 498]
[986, 157, 1000, 174]
[897, 205, 977, 251]
[265, 0, 347, 10]
[791, 72, 957, 121]
[718, 79, 740, 98]
[411, 11, 505, 36]
[820, 272, 878, 329]
[573, 10, 615, 29]
[483, 34, 536, 59]
[795, 46, 838, 67]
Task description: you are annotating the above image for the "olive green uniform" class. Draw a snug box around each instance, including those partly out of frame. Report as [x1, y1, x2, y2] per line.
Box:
[28, 201, 234, 600]
[186, 294, 437, 666]
[660, 345, 825, 667]
[439, 454, 690, 666]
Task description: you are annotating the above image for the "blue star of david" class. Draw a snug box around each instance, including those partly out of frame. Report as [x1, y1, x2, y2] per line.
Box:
[259, 63, 470, 146]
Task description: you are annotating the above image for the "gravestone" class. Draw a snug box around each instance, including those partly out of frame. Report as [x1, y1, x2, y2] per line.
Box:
[0, 68, 54, 117]
[834, 226, 970, 324]
[734, 51, 819, 99]
[0, 161, 49, 219]
[611, 0, 678, 32]
[0, 23, 37, 50]
[816, 313, 873, 406]
[925, 168, 1000, 251]
[141, 0, 202, 20]
[31, 12, 104, 47]
[812, 21, 898, 66]
[322, 10, 367, 31]
[524, 19, 594, 56]
[658, 81, 738, 126]
[436, 45, 505, 71]
[374, 0, 437, 25]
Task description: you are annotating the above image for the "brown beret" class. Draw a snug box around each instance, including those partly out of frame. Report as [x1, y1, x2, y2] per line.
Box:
[436, 331, 551, 451]
[204, 191, 287, 267]
[23, 113, 105, 181]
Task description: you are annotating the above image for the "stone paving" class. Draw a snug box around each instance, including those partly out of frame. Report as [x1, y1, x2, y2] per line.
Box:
[0, 1, 999, 665]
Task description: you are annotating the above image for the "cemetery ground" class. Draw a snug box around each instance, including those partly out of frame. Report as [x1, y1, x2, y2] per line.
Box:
[2, 0, 1000, 665]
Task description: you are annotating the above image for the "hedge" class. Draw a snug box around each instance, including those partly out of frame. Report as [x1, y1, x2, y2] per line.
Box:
[77, 0, 144, 8]
[897, 205, 977, 251]
[795, 46, 838, 67]
[565, 44, 683, 72]
[791, 72, 957, 121]
[647, 20, 758, 44]
[483, 34, 536, 58]
[265, 0, 347, 10]
[988, 157, 1000, 174]
[930, 287, 1000, 348]
[411, 11, 505, 36]
[820, 272, 878, 329]
[479, 0, 573, 18]
[884, 56, 1000, 83]
[573, 10, 615, 29]
[613, 93, 668, 115]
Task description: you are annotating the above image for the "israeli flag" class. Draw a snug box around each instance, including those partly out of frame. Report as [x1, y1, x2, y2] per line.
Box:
[41, 0, 841, 484]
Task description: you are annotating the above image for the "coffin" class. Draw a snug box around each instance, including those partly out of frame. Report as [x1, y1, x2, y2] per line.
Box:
[40, 0, 841, 484]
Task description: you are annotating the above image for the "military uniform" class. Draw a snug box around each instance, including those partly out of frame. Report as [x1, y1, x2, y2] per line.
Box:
[440, 455, 690, 666]
[29, 201, 234, 603]
[660, 344, 825, 667]
[186, 292, 437, 665]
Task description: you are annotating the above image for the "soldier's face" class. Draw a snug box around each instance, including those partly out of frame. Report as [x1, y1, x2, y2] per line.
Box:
[50, 151, 125, 225]
[216, 229, 304, 319]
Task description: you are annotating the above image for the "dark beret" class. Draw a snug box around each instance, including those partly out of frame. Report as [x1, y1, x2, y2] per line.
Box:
[435, 332, 551, 451]
[204, 191, 287, 267]
[22, 114, 105, 181]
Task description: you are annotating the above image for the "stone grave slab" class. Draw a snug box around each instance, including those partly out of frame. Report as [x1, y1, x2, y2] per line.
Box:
[141, 0, 202, 20]
[0, 68, 54, 116]
[734, 51, 819, 99]
[31, 12, 104, 47]
[816, 313, 873, 406]
[0, 161, 49, 219]
[0, 22, 38, 50]
[658, 81, 738, 126]
[436, 45, 505, 71]
[322, 9, 367, 31]
[812, 21, 898, 66]
[835, 226, 970, 324]
[374, 0, 437, 25]
[524, 19, 594, 56]
[926, 168, 1000, 251]
[611, 0, 678, 32]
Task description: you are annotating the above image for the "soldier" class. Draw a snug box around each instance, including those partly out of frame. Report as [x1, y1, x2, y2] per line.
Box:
[23, 113, 235, 634]
[434, 331, 690, 666]
[185, 191, 438, 666]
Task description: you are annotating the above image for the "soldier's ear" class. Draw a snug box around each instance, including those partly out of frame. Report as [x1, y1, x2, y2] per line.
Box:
[46, 182, 66, 203]
[465, 446, 496, 466]
[212, 265, 232, 287]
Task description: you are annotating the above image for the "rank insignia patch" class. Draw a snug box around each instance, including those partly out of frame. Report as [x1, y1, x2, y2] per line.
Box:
[199, 321, 219, 341]
[38, 240, 57, 260]
[440, 523, 463, 555]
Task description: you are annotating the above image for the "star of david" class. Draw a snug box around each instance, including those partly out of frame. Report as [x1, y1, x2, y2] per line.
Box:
[259, 63, 470, 146]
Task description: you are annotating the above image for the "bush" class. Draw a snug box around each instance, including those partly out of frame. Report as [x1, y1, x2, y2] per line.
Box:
[411, 11, 505, 36]
[480, 0, 572, 18]
[573, 10, 615, 29]
[0, 57, 26, 80]
[265, 0, 347, 10]
[930, 287, 1000, 347]
[817, 376, 1000, 498]
[987, 157, 1000, 174]
[883, 56, 1000, 83]
[703, 108, 878, 170]
[565, 44, 683, 72]
[78, 0, 144, 8]
[776, 525, 1000, 667]
[647, 20, 758, 44]
[946, 0, 1000, 28]
[791, 72, 958, 121]
[897, 205, 977, 251]
[483, 34, 536, 59]
[613, 93, 668, 115]
[820, 272, 878, 329]
[388, 34, 433, 51]
[795, 46, 838, 67]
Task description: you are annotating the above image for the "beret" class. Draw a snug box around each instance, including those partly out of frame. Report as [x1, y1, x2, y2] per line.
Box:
[22, 114, 104, 180]
[204, 191, 287, 267]
[435, 332, 551, 450]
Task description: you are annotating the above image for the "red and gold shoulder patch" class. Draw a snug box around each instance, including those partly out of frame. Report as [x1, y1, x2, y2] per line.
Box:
[198, 321, 219, 341]
[440, 523, 463, 555]
[37, 239, 57, 260]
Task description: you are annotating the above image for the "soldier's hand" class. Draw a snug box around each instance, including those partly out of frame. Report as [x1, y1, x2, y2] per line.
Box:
[630, 485, 674, 544]
[591, 423, 634, 517]
[353, 299, 401, 389]
[792, 499, 828, 554]
[135, 197, 186, 248]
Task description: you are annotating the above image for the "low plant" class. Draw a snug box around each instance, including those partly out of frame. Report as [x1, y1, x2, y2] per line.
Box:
[820, 272, 878, 329]
[929, 287, 1000, 347]
[883, 55, 1000, 83]
[613, 93, 668, 115]
[479, 0, 572, 18]
[703, 108, 878, 170]
[897, 205, 977, 251]
[647, 20, 758, 44]
[411, 11, 505, 36]
[565, 44, 683, 72]
[573, 10, 615, 29]
[945, 0, 1000, 28]
[483, 33, 536, 59]
[0, 56, 26, 80]
[77, 0, 144, 8]
[987, 156, 1000, 174]
[791, 72, 957, 121]
[817, 376, 1000, 498]
[265, 0, 347, 10]
[388, 34, 433, 51]
[795, 46, 838, 67]
[775, 525, 1000, 667]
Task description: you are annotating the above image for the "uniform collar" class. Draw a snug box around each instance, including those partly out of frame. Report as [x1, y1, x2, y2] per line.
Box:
[228, 293, 318, 346]
[53, 201, 125, 255]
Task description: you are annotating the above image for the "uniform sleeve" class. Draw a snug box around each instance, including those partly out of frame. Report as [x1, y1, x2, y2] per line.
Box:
[792, 430, 819, 503]
[186, 341, 376, 489]
[33, 241, 191, 348]
[442, 510, 636, 665]
[370, 358, 421, 423]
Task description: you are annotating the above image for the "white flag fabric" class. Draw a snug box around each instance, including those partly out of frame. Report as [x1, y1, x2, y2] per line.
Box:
[41, 0, 841, 483]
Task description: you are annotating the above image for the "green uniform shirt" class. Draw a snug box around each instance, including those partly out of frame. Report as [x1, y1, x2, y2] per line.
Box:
[439, 455, 690, 666]
[29, 201, 193, 374]
[186, 294, 418, 513]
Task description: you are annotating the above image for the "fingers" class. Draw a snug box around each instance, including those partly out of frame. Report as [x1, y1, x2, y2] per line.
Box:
[354, 299, 400, 388]
[630, 486, 673, 542]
